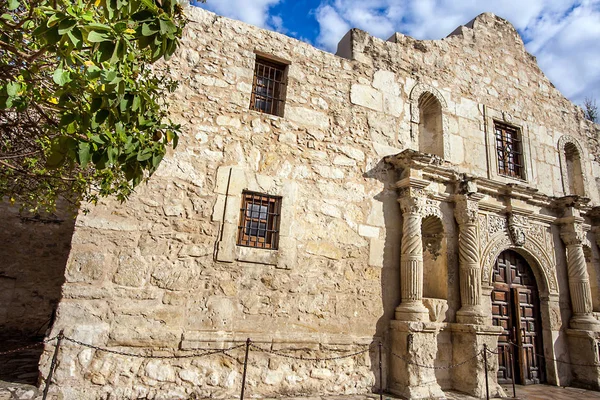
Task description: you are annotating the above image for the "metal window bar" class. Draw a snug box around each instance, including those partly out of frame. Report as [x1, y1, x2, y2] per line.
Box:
[250, 58, 286, 116]
[495, 123, 523, 179]
[237, 191, 282, 250]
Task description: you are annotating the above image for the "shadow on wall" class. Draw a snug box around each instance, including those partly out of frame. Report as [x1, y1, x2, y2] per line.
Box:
[363, 158, 402, 393]
[0, 202, 76, 384]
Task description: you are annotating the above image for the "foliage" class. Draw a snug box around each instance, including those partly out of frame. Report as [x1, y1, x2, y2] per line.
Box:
[0, 0, 191, 212]
[583, 97, 598, 123]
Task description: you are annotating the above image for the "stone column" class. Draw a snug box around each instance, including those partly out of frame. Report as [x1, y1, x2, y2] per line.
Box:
[454, 195, 485, 324]
[560, 216, 600, 331]
[395, 193, 429, 322]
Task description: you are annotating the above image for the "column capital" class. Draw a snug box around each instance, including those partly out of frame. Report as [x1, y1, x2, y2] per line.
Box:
[398, 190, 427, 215]
[454, 195, 482, 226]
[560, 222, 586, 247]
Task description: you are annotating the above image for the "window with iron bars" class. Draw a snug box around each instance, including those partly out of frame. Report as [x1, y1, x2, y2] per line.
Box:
[237, 191, 282, 250]
[249, 57, 287, 117]
[495, 122, 524, 179]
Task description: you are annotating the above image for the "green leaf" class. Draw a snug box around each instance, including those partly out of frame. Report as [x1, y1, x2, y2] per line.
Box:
[59, 113, 76, 127]
[66, 28, 83, 48]
[94, 109, 110, 125]
[86, 65, 102, 79]
[52, 68, 71, 86]
[6, 82, 21, 97]
[87, 30, 112, 43]
[151, 152, 163, 168]
[58, 18, 77, 35]
[78, 142, 91, 168]
[7, 0, 20, 11]
[137, 149, 152, 161]
[141, 22, 158, 36]
[159, 20, 177, 35]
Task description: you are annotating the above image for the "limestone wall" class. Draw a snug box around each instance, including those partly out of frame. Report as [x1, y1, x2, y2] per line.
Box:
[39, 6, 600, 399]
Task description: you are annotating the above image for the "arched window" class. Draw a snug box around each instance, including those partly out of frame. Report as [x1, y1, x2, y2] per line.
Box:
[564, 142, 585, 196]
[418, 93, 444, 157]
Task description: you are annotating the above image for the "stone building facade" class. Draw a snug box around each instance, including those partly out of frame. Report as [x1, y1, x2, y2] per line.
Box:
[6, 5, 599, 399]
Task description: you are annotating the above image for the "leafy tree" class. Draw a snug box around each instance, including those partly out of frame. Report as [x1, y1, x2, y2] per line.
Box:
[0, 0, 192, 212]
[583, 97, 598, 123]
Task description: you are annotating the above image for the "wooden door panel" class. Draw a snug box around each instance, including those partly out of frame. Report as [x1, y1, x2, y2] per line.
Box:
[492, 250, 544, 385]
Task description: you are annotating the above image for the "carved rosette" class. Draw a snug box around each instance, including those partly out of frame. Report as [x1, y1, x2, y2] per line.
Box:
[508, 213, 528, 247]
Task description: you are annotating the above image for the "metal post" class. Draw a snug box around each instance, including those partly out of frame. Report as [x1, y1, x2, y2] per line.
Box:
[509, 344, 516, 398]
[240, 338, 251, 400]
[42, 330, 64, 400]
[483, 344, 490, 400]
[378, 341, 383, 400]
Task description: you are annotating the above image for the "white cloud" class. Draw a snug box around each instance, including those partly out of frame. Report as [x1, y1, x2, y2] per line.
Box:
[196, 0, 282, 29]
[313, 0, 600, 103]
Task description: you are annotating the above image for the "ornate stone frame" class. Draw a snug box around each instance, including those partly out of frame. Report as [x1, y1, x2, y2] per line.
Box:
[480, 231, 562, 385]
[483, 106, 533, 184]
[409, 83, 450, 160]
[557, 135, 589, 197]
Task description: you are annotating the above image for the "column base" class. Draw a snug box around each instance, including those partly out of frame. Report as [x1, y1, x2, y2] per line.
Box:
[570, 314, 600, 331]
[456, 306, 486, 325]
[450, 323, 504, 398]
[395, 301, 429, 322]
[567, 329, 600, 390]
[389, 321, 445, 399]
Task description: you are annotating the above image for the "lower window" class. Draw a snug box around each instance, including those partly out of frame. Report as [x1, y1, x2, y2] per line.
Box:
[237, 191, 281, 250]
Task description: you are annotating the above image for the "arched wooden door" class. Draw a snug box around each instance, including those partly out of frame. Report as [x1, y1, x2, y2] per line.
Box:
[491, 250, 545, 385]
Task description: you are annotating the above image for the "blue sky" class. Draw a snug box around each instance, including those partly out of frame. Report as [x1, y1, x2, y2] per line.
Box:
[194, 0, 600, 105]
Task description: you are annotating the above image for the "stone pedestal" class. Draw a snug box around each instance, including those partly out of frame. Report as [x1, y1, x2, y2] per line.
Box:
[389, 321, 445, 399]
[450, 324, 504, 398]
[567, 329, 600, 390]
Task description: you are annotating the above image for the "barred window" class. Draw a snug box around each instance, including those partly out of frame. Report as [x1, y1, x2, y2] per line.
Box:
[237, 191, 282, 250]
[495, 122, 524, 179]
[249, 57, 287, 116]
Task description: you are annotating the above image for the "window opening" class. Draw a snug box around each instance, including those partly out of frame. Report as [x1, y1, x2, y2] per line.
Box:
[237, 191, 282, 249]
[250, 57, 286, 116]
[495, 122, 524, 179]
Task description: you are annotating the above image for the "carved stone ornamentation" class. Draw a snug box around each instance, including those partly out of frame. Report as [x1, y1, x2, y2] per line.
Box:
[508, 213, 528, 247]
[398, 191, 427, 215]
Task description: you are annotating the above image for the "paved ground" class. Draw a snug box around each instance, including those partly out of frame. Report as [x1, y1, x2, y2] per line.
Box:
[1, 383, 600, 400]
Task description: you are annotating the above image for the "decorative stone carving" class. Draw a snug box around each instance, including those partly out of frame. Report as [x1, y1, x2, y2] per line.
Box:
[422, 298, 449, 322]
[454, 195, 484, 323]
[488, 215, 507, 237]
[508, 213, 528, 247]
[481, 234, 558, 294]
[559, 219, 599, 329]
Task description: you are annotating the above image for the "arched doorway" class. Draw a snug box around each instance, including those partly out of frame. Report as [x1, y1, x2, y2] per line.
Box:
[491, 250, 545, 385]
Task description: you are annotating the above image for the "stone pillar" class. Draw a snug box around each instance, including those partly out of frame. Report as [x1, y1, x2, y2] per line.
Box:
[454, 195, 485, 324]
[395, 193, 429, 322]
[559, 214, 600, 331]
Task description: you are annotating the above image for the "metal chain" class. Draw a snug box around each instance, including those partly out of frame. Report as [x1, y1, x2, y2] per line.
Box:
[385, 345, 483, 370]
[0, 335, 59, 356]
[249, 343, 372, 361]
[63, 336, 246, 359]
[485, 347, 501, 355]
[508, 341, 600, 367]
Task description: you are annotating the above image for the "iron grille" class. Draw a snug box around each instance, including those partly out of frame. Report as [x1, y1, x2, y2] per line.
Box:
[237, 191, 282, 250]
[495, 122, 524, 179]
[249, 57, 286, 116]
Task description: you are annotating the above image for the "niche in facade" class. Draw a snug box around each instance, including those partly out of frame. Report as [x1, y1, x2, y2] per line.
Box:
[564, 142, 585, 196]
[418, 92, 444, 157]
[421, 215, 447, 300]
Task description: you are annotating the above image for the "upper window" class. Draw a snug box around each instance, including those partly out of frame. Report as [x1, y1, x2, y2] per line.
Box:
[495, 122, 524, 179]
[237, 191, 282, 250]
[250, 57, 287, 117]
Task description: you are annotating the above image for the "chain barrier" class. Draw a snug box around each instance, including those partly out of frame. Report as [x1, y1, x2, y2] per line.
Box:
[63, 336, 246, 359]
[0, 335, 59, 356]
[484, 346, 502, 355]
[249, 342, 372, 362]
[384, 344, 483, 370]
[508, 340, 600, 367]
